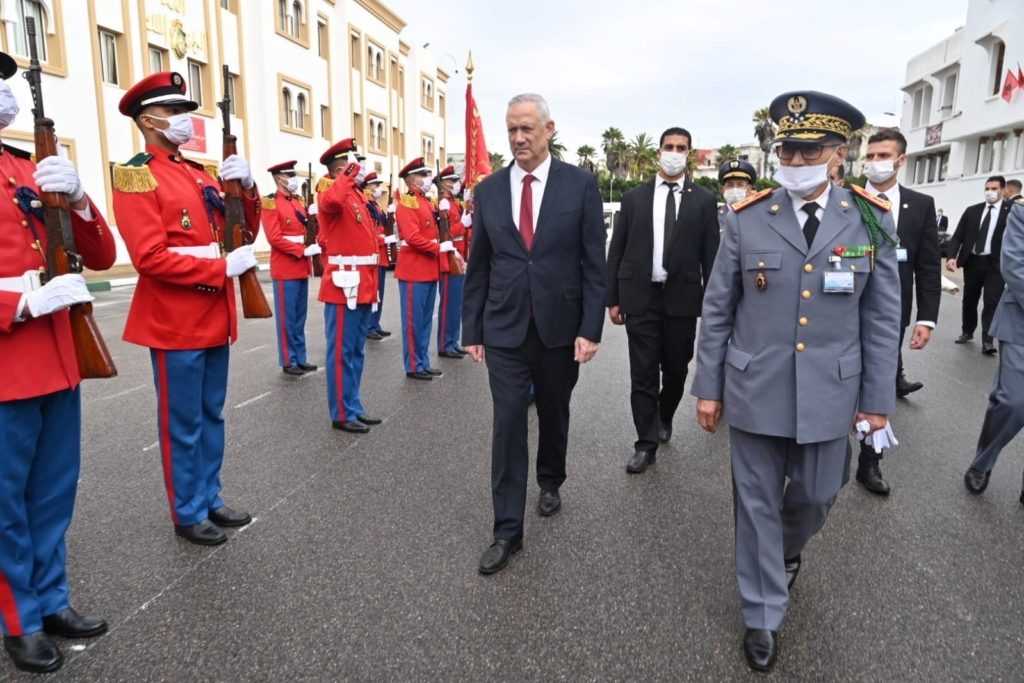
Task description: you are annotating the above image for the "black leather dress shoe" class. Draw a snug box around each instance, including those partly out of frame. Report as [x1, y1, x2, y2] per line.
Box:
[378, 329, 392, 337]
[784, 555, 801, 591]
[954, 333, 973, 344]
[208, 505, 252, 528]
[856, 462, 891, 496]
[298, 363, 318, 372]
[453, 345, 468, 355]
[425, 367, 444, 376]
[366, 331, 383, 341]
[478, 537, 523, 575]
[357, 414, 382, 425]
[406, 371, 433, 381]
[438, 350, 464, 359]
[3, 632, 62, 673]
[743, 628, 779, 672]
[1020, 490, 1024, 505]
[174, 520, 227, 546]
[964, 468, 990, 494]
[42, 608, 108, 639]
[658, 421, 672, 444]
[982, 341, 997, 355]
[282, 365, 304, 376]
[896, 375, 923, 397]
[538, 489, 561, 517]
[626, 449, 655, 474]
[332, 420, 370, 433]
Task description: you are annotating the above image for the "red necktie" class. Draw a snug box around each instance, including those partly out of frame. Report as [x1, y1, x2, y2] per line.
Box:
[520, 174, 536, 250]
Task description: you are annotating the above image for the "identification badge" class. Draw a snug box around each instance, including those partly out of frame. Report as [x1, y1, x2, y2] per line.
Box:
[823, 271, 855, 294]
[896, 248, 908, 262]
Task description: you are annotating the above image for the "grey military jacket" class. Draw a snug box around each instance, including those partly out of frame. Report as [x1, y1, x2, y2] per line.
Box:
[991, 200, 1024, 343]
[691, 185, 901, 444]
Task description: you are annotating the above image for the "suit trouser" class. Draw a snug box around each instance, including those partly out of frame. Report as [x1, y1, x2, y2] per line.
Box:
[962, 255, 1004, 340]
[150, 346, 229, 527]
[368, 266, 388, 333]
[398, 279, 437, 373]
[623, 284, 697, 453]
[730, 427, 851, 630]
[860, 325, 908, 465]
[272, 278, 309, 368]
[0, 388, 80, 637]
[970, 341, 1024, 475]
[325, 302, 373, 422]
[437, 272, 465, 353]
[486, 321, 579, 540]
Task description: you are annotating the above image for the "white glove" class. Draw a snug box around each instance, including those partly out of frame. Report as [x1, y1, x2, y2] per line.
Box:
[439, 240, 456, 253]
[221, 154, 255, 190]
[464, 187, 473, 202]
[307, 204, 318, 217]
[225, 244, 258, 277]
[387, 203, 396, 214]
[461, 213, 473, 228]
[33, 156, 85, 202]
[355, 162, 367, 184]
[22, 273, 93, 318]
[438, 198, 451, 211]
[855, 420, 899, 454]
[384, 234, 398, 244]
[303, 244, 322, 257]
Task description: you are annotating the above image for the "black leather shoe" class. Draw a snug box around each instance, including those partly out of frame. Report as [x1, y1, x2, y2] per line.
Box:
[964, 468, 990, 494]
[743, 629, 779, 672]
[282, 365, 304, 376]
[538, 489, 561, 517]
[453, 345, 468, 355]
[332, 420, 370, 433]
[174, 520, 227, 546]
[626, 449, 655, 474]
[377, 329, 392, 337]
[42, 608, 108, 639]
[896, 375, 923, 397]
[425, 367, 443, 376]
[3, 632, 62, 673]
[438, 350, 464, 359]
[478, 537, 523, 575]
[784, 555, 801, 591]
[297, 363, 318, 372]
[1019, 490, 1024, 505]
[856, 463, 891, 496]
[954, 333, 973, 344]
[658, 421, 672, 444]
[208, 505, 252, 528]
[367, 331, 383, 341]
[357, 414, 382, 425]
[406, 371, 433, 381]
[982, 341, 997, 355]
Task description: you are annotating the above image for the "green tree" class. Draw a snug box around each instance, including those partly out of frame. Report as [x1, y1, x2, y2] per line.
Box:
[627, 132, 657, 180]
[488, 152, 506, 170]
[715, 144, 739, 167]
[576, 144, 597, 173]
[548, 130, 567, 161]
[693, 176, 721, 200]
[601, 127, 627, 179]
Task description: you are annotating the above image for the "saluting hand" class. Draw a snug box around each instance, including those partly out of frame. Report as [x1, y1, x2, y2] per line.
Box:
[696, 399, 722, 433]
[574, 337, 599, 364]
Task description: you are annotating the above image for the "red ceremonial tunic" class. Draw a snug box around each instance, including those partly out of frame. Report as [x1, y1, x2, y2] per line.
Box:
[0, 146, 115, 402]
[366, 195, 391, 267]
[113, 144, 261, 350]
[437, 193, 467, 274]
[317, 172, 379, 305]
[395, 188, 441, 283]
[263, 191, 312, 280]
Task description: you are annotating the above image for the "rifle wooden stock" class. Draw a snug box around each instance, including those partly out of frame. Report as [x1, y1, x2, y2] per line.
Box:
[304, 165, 323, 277]
[435, 201, 465, 276]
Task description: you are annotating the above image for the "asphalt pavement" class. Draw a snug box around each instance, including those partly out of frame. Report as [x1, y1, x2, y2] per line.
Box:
[2, 271, 1023, 682]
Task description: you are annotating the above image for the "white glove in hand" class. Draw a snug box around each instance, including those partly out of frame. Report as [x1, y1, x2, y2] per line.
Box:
[33, 156, 85, 202]
[226, 244, 258, 277]
[439, 240, 456, 253]
[464, 188, 473, 202]
[221, 155, 255, 190]
[24, 273, 93, 317]
[355, 162, 367, 184]
[303, 244, 322, 257]
[387, 203, 396, 214]
[855, 420, 899, 454]
[461, 213, 473, 228]
[307, 204, 318, 217]
[438, 198, 451, 211]
[384, 234, 398, 244]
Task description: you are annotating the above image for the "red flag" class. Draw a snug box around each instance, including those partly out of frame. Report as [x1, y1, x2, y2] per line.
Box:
[1002, 68, 1018, 103]
[465, 82, 492, 188]
[1018, 63, 1024, 90]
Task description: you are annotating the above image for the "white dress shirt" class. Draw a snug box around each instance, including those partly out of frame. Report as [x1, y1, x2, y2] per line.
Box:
[866, 181, 901, 230]
[788, 182, 831, 230]
[651, 175, 683, 282]
[978, 199, 1002, 255]
[510, 154, 552, 232]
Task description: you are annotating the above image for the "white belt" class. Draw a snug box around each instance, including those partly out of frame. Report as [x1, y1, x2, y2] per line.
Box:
[0, 270, 42, 293]
[283, 235, 305, 244]
[399, 239, 439, 247]
[452, 236, 465, 242]
[328, 254, 379, 266]
[168, 243, 221, 259]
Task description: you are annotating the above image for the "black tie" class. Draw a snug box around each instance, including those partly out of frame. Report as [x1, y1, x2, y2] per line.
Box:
[663, 182, 678, 269]
[801, 202, 820, 247]
[976, 205, 993, 255]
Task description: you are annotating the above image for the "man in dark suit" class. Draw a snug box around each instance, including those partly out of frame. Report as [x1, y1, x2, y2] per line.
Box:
[462, 93, 606, 574]
[856, 129, 941, 495]
[606, 127, 719, 473]
[947, 175, 1011, 355]
[936, 209, 948, 233]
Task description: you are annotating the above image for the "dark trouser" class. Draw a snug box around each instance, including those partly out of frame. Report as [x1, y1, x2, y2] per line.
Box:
[962, 255, 1004, 341]
[860, 325, 908, 466]
[970, 341, 1024, 475]
[624, 284, 697, 453]
[485, 321, 579, 541]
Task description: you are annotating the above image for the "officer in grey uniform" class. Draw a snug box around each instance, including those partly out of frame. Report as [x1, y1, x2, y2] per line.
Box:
[717, 159, 758, 228]
[691, 91, 901, 672]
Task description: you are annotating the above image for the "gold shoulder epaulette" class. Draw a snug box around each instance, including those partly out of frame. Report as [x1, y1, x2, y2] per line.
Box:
[316, 176, 334, 194]
[732, 187, 773, 213]
[261, 195, 277, 211]
[203, 163, 220, 180]
[849, 183, 890, 211]
[1016, 197, 1024, 206]
[112, 162, 157, 193]
[400, 192, 419, 210]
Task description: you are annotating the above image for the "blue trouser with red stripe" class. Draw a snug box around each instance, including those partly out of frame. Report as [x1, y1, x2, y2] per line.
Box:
[368, 266, 388, 333]
[150, 346, 228, 527]
[437, 272, 465, 353]
[325, 302, 373, 422]
[0, 388, 80, 637]
[398, 279, 437, 373]
[272, 278, 309, 368]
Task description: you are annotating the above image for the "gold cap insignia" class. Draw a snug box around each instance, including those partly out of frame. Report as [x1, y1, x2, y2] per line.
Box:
[172, 73, 183, 87]
[788, 95, 808, 118]
[730, 161, 739, 169]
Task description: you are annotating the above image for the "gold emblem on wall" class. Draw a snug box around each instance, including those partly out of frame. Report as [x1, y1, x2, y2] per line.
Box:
[170, 19, 188, 58]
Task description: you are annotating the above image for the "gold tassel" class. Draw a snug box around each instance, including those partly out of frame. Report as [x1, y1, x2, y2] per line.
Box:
[203, 163, 220, 180]
[261, 196, 277, 211]
[316, 176, 334, 194]
[112, 164, 158, 193]
[400, 192, 419, 210]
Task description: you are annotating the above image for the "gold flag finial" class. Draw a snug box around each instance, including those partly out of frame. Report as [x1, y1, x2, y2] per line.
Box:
[466, 50, 474, 82]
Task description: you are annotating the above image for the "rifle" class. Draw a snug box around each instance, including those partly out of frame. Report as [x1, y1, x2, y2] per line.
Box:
[23, 17, 116, 379]
[217, 65, 272, 318]
[383, 174, 398, 266]
[434, 161, 465, 276]
[304, 161, 323, 277]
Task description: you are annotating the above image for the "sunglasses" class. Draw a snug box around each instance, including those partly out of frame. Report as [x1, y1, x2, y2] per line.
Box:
[775, 142, 840, 162]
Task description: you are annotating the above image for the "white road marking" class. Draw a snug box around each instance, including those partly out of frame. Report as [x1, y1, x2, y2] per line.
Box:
[101, 383, 146, 400]
[234, 391, 271, 409]
[142, 440, 159, 452]
[243, 344, 269, 354]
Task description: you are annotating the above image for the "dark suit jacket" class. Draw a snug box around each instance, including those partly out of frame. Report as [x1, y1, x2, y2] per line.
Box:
[949, 200, 1012, 270]
[937, 214, 949, 232]
[895, 185, 941, 327]
[605, 178, 719, 318]
[462, 158, 606, 349]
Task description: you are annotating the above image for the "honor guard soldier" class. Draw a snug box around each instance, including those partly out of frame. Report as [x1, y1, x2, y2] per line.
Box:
[395, 158, 455, 380]
[692, 91, 901, 671]
[262, 160, 321, 376]
[0, 51, 113, 673]
[361, 172, 394, 340]
[317, 139, 381, 433]
[113, 71, 260, 547]
[718, 158, 758, 226]
[436, 165, 469, 358]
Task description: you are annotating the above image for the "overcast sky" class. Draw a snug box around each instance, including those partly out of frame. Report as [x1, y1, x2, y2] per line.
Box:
[388, 0, 967, 157]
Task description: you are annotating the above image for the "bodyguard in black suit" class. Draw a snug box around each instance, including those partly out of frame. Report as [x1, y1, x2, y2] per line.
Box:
[606, 127, 719, 473]
[947, 175, 1011, 355]
[463, 93, 606, 574]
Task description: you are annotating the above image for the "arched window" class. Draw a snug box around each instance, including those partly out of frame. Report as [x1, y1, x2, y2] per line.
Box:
[15, 0, 49, 60]
[282, 87, 292, 127]
[296, 92, 307, 129]
[990, 39, 1006, 97]
[291, 1, 302, 38]
[277, 0, 287, 32]
[376, 122, 384, 149]
[375, 52, 383, 80]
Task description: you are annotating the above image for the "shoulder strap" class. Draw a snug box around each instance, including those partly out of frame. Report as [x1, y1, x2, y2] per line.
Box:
[732, 187, 773, 213]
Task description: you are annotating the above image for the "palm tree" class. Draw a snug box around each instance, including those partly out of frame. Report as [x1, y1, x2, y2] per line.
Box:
[601, 127, 626, 178]
[716, 143, 739, 167]
[488, 152, 506, 170]
[576, 144, 597, 173]
[548, 130, 567, 161]
[627, 133, 657, 179]
[752, 107, 775, 179]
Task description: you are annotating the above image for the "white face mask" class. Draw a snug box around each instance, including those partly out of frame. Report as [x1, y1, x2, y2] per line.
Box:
[985, 190, 1000, 204]
[659, 151, 687, 178]
[420, 176, 434, 193]
[0, 82, 19, 129]
[452, 181, 462, 195]
[723, 187, 747, 205]
[774, 152, 836, 198]
[864, 160, 898, 185]
[286, 176, 301, 194]
[372, 187, 383, 198]
[146, 112, 194, 146]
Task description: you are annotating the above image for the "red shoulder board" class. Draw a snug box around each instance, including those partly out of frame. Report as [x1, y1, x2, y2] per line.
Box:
[732, 188, 773, 213]
[849, 183, 891, 212]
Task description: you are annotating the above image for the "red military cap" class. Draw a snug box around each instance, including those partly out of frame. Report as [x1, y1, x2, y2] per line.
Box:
[118, 71, 199, 118]
[319, 138, 358, 165]
[399, 157, 430, 179]
[267, 160, 298, 175]
[0, 51, 16, 80]
[438, 165, 459, 181]
[361, 172, 382, 188]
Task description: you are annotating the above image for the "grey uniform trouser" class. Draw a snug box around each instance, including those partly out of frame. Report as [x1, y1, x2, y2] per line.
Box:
[971, 341, 1024, 476]
[730, 427, 851, 630]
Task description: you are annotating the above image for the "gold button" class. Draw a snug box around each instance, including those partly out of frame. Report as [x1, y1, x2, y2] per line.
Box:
[799, 317, 808, 326]
[804, 263, 813, 272]
[802, 290, 811, 299]
[20, 219, 27, 226]
[12, 198, 18, 205]
[850, 265, 857, 272]
[758, 261, 765, 268]
[31, 242, 40, 250]
[7, 176, 15, 185]
[796, 342, 806, 352]
[196, 179, 203, 184]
